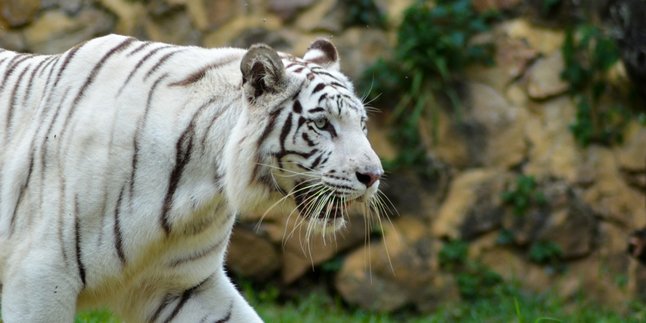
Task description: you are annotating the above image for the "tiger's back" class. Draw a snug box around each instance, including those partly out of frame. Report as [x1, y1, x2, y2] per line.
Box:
[0, 34, 385, 322]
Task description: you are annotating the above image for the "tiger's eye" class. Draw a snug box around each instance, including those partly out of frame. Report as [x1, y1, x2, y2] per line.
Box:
[314, 118, 328, 130]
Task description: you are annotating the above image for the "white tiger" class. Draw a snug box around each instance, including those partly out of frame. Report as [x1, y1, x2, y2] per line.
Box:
[0, 34, 383, 322]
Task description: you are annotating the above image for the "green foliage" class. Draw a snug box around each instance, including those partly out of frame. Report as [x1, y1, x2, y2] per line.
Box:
[439, 239, 503, 300]
[361, 0, 496, 172]
[541, 0, 562, 14]
[561, 23, 630, 147]
[439, 239, 469, 269]
[245, 282, 646, 322]
[344, 0, 387, 29]
[497, 228, 515, 245]
[321, 255, 344, 273]
[502, 175, 546, 217]
[456, 263, 504, 300]
[528, 240, 563, 266]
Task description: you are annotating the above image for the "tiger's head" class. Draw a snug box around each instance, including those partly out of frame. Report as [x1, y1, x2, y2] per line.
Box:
[224, 39, 384, 233]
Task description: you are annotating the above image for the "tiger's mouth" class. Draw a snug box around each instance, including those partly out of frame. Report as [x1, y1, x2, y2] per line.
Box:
[293, 184, 353, 222]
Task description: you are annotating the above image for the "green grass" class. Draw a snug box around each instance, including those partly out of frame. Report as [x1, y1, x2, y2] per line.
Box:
[246, 285, 646, 323]
[1, 285, 644, 322]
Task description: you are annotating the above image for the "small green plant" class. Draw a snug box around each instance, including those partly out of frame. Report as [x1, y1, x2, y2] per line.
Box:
[541, 0, 562, 15]
[502, 175, 546, 217]
[361, 0, 496, 172]
[343, 0, 387, 29]
[439, 239, 504, 300]
[456, 263, 504, 300]
[528, 240, 563, 266]
[497, 228, 515, 245]
[439, 239, 469, 270]
[561, 23, 630, 147]
[320, 256, 344, 273]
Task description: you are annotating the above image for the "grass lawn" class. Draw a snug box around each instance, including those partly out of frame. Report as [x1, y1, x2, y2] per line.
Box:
[0, 284, 644, 322]
[2, 284, 641, 323]
[246, 285, 646, 323]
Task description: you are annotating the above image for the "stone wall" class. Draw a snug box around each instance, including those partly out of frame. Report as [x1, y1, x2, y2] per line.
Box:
[0, 0, 400, 80]
[1, 0, 645, 313]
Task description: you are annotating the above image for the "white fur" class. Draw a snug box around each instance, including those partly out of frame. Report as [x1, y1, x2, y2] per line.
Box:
[0, 34, 382, 322]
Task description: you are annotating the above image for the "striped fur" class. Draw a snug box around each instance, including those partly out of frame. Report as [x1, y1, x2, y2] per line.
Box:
[0, 34, 383, 322]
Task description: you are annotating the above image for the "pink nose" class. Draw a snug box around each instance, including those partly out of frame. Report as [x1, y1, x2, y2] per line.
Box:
[356, 171, 381, 188]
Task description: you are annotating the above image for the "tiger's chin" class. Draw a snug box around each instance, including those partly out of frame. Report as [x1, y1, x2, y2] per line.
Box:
[292, 188, 364, 234]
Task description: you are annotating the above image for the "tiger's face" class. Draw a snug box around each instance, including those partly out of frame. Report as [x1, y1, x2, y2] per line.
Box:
[234, 40, 384, 232]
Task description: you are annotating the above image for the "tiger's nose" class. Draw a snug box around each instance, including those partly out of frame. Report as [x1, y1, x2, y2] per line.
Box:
[355, 170, 382, 188]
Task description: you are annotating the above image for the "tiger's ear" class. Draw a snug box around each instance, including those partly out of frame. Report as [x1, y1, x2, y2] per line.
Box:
[303, 39, 340, 71]
[241, 44, 285, 99]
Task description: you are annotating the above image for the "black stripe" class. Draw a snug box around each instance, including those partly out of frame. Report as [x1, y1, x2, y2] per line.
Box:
[129, 74, 168, 204]
[318, 93, 327, 103]
[214, 304, 233, 323]
[150, 294, 174, 323]
[160, 119, 195, 235]
[168, 237, 226, 267]
[162, 292, 191, 323]
[275, 113, 293, 172]
[39, 55, 59, 77]
[6, 64, 31, 139]
[118, 45, 173, 96]
[40, 87, 70, 186]
[23, 57, 51, 104]
[296, 116, 306, 131]
[162, 277, 211, 323]
[200, 97, 236, 150]
[279, 113, 293, 151]
[0, 54, 32, 94]
[160, 90, 215, 233]
[328, 183, 354, 190]
[308, 107, 325, 113]
[74, 196, 87, 287]
[309, 153, 323, 169]
[41, 43, 85, 156]
[320, 151, 331, 166]
[58, 175, 68, 265]
[330, 81, 346, 89]
[256, 109, 280, 147]
[276, 148, 318, 162]
[294, 117, 307, 145]
[312, 83, 325, 93]
[52, 43, 84, 89]
[126, 41, 152, 57]
[8, 142, 35, 235]
[327, 124, 337, 138]
[72, 37, 135, 107]
[293, 100, 302, 113]
[302, 132, 315, 146]
[143, 49, 184, 81]
[251, 109, 280, 181]
[0, 57, 9, 68]
[169, 55, 240, 87]
[55, 38, 135, 162]
[310, 67, 344, 82]
[114, 186, 126, 265]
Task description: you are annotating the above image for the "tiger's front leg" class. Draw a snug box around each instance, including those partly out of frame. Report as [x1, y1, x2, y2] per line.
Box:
[1, 246, 81, 323]
[141, 269, 262, 323]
